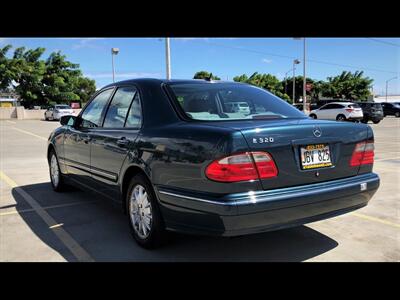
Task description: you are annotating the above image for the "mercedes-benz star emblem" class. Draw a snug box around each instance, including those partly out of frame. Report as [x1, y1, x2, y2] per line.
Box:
[313, 126, 322, 137]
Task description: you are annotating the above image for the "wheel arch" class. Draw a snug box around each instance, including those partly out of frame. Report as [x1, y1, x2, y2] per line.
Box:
[120, 165, 152, 214]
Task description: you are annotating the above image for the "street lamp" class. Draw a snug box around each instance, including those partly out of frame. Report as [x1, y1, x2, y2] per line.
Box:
[284, 68, 293, 95]
[385, 77, 397, 102]
[111, 48, 119, 83]
[165, 38, 171, 80]
[294, 38, 307, 112]
[292, 59, 300, 104]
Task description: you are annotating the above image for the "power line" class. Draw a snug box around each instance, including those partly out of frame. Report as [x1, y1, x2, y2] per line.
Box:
[367, 38, 400, 48]
[189, 39, 398, 75]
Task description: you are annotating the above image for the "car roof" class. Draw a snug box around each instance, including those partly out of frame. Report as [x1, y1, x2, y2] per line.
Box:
[100, 78, 239, 89]
[322, 102, 354, 105]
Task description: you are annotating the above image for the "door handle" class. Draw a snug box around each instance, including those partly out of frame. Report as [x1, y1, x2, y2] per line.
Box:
[117, 137, 129, 147]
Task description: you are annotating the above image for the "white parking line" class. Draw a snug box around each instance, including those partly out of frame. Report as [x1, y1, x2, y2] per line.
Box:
[0, 170, 94, 262]
[10, 127, 47, 141]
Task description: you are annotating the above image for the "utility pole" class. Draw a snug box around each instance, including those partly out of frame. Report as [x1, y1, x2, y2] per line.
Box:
[111, 48, 119, 83]
[302, 38, 307, 112]
[386, 77, 397, 102]
[165, 38, 171, 80]
[292, 59, 300, 104]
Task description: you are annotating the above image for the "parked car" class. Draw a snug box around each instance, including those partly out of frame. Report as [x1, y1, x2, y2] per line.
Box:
[381, 102, 400, 117]
[309, 102, 363, 121]
[47, 79, 379, 248]
[293, 103, 318, 111]
[225, 101, 250, 114]
[313, 99, 349, 109]
[355, 102, 384, 124]
[44, 104, 74, 121]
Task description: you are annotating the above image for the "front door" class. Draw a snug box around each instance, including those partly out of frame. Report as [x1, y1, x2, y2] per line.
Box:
[89, 86, 142, 199]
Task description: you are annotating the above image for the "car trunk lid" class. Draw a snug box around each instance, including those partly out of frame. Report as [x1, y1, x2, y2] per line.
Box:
[207, 118, 370, 190]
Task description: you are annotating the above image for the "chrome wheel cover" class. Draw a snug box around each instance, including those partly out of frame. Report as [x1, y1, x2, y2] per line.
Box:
[129, 184, 152, 239]
[50, 154, 59, 187]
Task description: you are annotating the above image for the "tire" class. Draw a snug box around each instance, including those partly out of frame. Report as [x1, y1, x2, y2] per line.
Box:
[309, 114, 317, 119]
[372, 120, 381, 124]
[126, 173, 167, 249]
[48, 149, 66, 192]
[395, 112, 400, 118]
[336, 114, 346, 121]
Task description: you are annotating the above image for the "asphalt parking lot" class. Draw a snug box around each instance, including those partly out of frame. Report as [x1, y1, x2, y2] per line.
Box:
[0, 118, 399, 262]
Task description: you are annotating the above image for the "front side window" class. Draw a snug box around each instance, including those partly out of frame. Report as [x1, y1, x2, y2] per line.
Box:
[320, 104, 334, 110]
[168, 83, 305, 121]
[80, 89, 113, 128]
[103, 86, 137, 128]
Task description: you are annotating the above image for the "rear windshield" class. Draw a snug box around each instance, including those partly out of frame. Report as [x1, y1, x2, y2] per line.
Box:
[168, 82, 306, 121]
[55, 105, 71, 109]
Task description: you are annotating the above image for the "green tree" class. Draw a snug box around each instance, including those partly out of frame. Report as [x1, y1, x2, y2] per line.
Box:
[280, 76, 317, 102]
[321, 71, 373, 100]
[0, 45, 96, 107]
[233, 72, 291, 102]
[0, 45, 14, 90]
[193, 71, 221, 80]
[13, 46, 47, 107]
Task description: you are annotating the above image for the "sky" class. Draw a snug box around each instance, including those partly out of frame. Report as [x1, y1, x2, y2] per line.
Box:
[0, 37, 399, 95]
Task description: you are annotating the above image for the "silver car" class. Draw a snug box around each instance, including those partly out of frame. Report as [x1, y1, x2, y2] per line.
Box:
[44, 104, 74, 121]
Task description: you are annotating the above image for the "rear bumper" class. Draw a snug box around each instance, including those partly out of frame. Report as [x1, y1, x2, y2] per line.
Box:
[156, 173, 380, 236]
[348, 116, 363, 121]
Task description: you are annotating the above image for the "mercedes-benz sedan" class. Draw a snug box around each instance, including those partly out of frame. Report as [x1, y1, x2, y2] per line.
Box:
[47, 79, 380, 248]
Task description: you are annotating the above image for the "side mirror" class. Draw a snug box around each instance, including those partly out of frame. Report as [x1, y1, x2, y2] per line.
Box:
[60, 115, 77, 126]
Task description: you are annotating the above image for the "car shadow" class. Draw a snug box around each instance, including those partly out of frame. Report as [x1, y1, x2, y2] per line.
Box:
[11, 182, 338, 262]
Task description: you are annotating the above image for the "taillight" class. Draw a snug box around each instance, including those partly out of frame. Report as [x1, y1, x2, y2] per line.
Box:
[205, 152, 278, 182]
[345, 108, 354, 113]
[350, 141, 374, 167]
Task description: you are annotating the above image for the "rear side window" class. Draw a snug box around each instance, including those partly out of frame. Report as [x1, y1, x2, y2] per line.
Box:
[125, 92, 142, 128]
[168, 83, 305, 121]
[348, 104, 360, 108]
[103, 86, 137, 128]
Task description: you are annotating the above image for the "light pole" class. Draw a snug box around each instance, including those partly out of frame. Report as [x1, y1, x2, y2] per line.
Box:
[284, 68, 293, 96]
[303, 38, 306, 112]
[292, 59, 300, 104]
[111, 48, 119, 83]
[385, 77, 397, 102]
[165, 38, 171, 80]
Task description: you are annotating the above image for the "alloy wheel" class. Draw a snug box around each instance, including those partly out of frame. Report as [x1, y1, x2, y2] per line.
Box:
[129, 184, 153, 239]
[50, 154, 59, 187]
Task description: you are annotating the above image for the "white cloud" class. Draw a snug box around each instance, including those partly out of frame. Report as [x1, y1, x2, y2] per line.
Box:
[262, 58, 272, 64]
[72, 38, 105, 50]
[85, 72, 162, 79]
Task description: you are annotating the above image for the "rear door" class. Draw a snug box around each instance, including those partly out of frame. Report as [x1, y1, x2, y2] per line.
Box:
[89, 86, 142, 199]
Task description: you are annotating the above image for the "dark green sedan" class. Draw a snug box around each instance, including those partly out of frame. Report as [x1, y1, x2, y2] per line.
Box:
[47, 78, 380, 248]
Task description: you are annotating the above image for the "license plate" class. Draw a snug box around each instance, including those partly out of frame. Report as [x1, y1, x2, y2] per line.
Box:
[300, 144, 332, 169]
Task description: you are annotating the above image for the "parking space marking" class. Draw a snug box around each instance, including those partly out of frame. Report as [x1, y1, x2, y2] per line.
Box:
[0, 170, 94, 262]
[352, 213, 400, 229]
[10, 127, 47, 141]
[0, 200, 99, 216]
[5, 120, 16, 124]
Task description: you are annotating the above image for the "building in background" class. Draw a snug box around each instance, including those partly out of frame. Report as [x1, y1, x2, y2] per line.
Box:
[374, 94, 400, 103]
